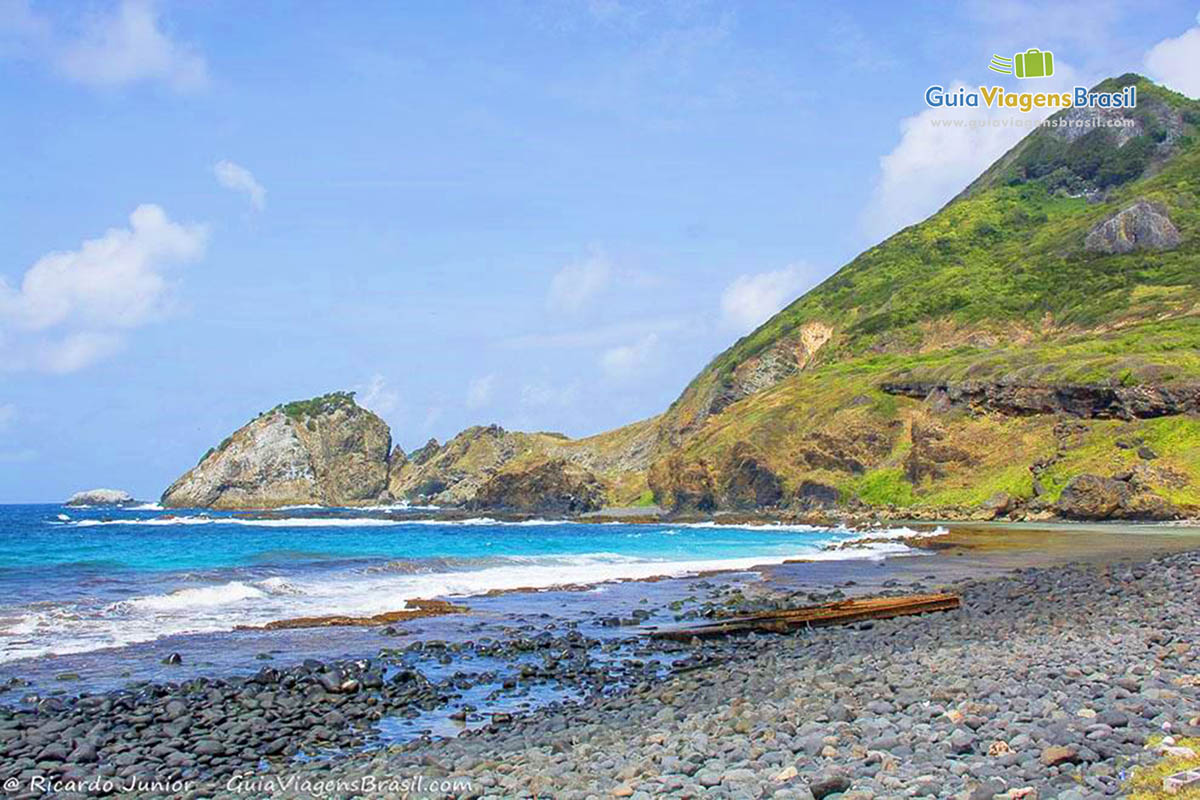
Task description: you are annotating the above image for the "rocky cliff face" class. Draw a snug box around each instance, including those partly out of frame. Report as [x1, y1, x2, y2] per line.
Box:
[385, 425, 564, 506]
[161, 393, 391, 509]
[468, 459, 605, 514]
[161, 76, 1200, 521]
[880, 380, 1200, 420]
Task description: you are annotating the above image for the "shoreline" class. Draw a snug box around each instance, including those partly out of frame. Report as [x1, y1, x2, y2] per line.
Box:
[60, 498, 1200, 529]
[0, 527, 1198, 797]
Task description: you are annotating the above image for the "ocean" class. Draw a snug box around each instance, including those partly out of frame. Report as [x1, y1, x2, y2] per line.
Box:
[0, 504, 921, 677]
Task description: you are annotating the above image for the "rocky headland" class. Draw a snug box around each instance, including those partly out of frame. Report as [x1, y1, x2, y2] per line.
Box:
[161, 393, 392, 509]
[162, 76, 1200, 523]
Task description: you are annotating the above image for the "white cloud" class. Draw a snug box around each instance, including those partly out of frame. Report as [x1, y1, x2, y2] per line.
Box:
[0, 404, 15, 432]
[57, 0, 207, 91]
[39, 332, 123, 374]
[600, 333, 661, 379]
[861, 65, 1086, 242]
[1146, 24, 1200, 98]
[214, 160, 266, 211]
[720, 265, 810, 333]
[0, 204, 206, 372]
[547, 256, 611, 313]
[466, 374, 495, 409]
[358, 374, 399, 416]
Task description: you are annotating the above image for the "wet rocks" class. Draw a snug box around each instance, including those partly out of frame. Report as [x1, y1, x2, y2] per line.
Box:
[7, 549, 1200, 799]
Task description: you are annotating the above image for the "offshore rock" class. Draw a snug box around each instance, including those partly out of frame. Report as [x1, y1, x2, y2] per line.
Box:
[65, 489, 136, 507]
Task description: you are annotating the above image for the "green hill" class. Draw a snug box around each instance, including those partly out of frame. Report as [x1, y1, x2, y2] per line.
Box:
[165, 75, 1200, 520]
[641, 75, 1200, 520]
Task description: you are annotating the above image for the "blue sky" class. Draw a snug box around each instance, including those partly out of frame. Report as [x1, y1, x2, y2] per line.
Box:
[1, 0, 1198, 502]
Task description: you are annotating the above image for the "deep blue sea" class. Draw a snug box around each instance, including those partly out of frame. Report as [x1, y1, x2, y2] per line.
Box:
[0, 504, 918, 665]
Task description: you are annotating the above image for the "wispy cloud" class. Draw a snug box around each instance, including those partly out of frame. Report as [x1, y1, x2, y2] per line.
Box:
[720, 265, 811, 333]
[521, 379, 580, 408]
[214, 160, 266, 211]
[861, 63, 1088, 242]
[0, 204, 207, 372]
[0, 403, 15, 432]
[600, 332, 661, 379]
[3, 0, 210, 92]
[1145, 14, 1200, 97]
[501, 318, 685, 350]
[466, 374, 495, 409]
[547, 255, 611, 313]
[357, 373, 400, 416]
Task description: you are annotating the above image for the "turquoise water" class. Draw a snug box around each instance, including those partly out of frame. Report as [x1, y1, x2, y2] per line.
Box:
[0, 504, 915, 663]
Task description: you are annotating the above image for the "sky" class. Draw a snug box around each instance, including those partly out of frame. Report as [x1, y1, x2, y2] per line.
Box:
[1, 0, 1198, 502]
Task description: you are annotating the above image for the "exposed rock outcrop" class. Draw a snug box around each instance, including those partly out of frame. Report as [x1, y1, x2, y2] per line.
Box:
[798, 426, 895, 476]
[65, 489, 135, 507]
[1084, 201, 1181, 254]
[882, 380, 1200, 420]
[904, 421, 972, 484]
[387, 425, 551, 506]
[717, 443, 783, 510]
[161, 392, 391, 509]
[468, 459, 605, 514]
[1054, 472, 1180, 520]
[794, 480, 839, 510]
[688, 321, 833, 429]
[647, 455, 716, 513]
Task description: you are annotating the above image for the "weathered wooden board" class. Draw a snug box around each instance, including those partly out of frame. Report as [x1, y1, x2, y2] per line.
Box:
[648, 593, 960, 641]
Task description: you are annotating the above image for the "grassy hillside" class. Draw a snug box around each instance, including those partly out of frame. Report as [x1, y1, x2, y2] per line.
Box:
[171, 75, 1200, 516]
[641, 76, 1200, 517]
[668, 78, 1200, 430]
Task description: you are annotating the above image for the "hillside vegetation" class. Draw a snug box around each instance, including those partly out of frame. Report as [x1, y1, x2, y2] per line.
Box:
[166, 76, 1200, 519]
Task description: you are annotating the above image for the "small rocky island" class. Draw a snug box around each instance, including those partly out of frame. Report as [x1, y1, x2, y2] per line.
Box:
[64, 489, 136, 507]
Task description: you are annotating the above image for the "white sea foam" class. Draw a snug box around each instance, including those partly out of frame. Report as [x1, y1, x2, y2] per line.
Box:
[67, 516, 411, 528]
[0, 540, 913, 663]
[110, 581, 267, 613]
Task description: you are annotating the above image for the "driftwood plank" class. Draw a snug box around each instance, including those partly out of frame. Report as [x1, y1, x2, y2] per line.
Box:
[648, 593, 960, 641]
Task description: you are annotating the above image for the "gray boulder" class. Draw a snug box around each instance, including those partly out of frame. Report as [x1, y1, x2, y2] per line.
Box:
[1085, 200, 1181, 254]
